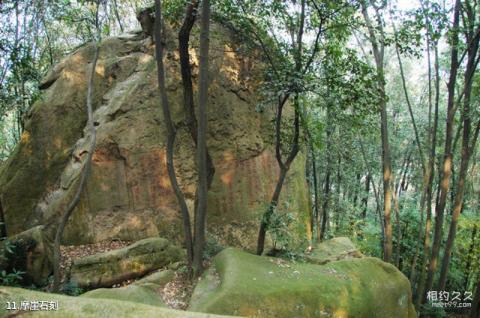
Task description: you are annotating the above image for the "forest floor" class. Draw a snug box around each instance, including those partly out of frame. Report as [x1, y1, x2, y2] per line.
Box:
[50, 240, 196, 310]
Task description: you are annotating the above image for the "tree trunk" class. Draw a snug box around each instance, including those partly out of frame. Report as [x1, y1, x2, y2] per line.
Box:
[392, 188, 401, 268]
[257, 167, 288, 255]
[464, 225, 477, 292]
[192, 0, 211, 276]
[0, 199, 6, 238]
[334, 155, 342, 231]
[353, 173, 361, 209]
[359, 138, 385, 252]
[52, 4, 101, 291]
[153, 0, 194, 270]
[320, 115, 333, 240]
[306, 140, 318, 244]
[361, 3, 393, 263]
[256, 0, 304, 255]
[112, 0, 124, 32]
[362, 173, 371, 219]
[471, 279, 480, 318]
[438, 24, 480, 290]
[424, 0, 461, 300]
[415, 39, 440, 307]
[178, 0, 215, 189]
[256, 93, 300, 255]
[310, 144, 320, 242]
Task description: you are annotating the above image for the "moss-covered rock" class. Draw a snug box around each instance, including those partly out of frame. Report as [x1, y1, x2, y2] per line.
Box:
[0, 286, 240, 318]
[305, 237, 363, 265]
[189, 248, 417, 318]
[134, 269, 175, 287]
[0, 225, 53, 286]
[81, 284, 166, 307]
[69, 238, 183, 289]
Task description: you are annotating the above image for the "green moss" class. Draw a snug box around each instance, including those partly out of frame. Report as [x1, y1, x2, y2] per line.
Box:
[81, 285, 166, 307]
[0, 286, 239, 318]
[70, 238, 184, 289]
[189, 248, 417, 318]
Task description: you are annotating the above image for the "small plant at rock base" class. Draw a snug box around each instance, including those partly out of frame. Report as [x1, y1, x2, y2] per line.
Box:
[203, 233, 224, 260]
[266, 206, 295, 252]
[60, 281, 84, 296]
[0, 268, 25, 286]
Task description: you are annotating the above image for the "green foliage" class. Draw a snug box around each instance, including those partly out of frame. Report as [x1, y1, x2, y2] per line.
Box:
[419, 303, 446, 318]
[203, 232, 224, 259]
[265, 203, 295, 252]
[0, 268, 25, 286]
[60, 281, 84, 296]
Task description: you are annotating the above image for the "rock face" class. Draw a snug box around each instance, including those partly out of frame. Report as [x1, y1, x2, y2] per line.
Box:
[189, 248, 417, 318]
[69, 237, 183, 289]
[0, 24, 310, 249]
[0, 286, 240, 318]
[0, 225, 53, 286]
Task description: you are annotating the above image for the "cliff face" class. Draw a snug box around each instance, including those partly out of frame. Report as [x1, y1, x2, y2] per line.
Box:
[0, 25, 311, 249]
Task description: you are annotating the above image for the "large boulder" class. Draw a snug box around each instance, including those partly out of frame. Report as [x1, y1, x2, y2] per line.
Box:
[0, 286, 240, 318]
[80, 268, 175, 307]
[305, 237, 363, 265]
[81, 284, 167, 307]
[69, 237, 183, 289]
[189, 248, 417, 318]
[0, 225, 53, 286]
[0, 23, 310, 250]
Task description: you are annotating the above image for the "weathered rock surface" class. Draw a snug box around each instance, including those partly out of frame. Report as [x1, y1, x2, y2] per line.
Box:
[189, 248, 417, 318]
[0, 24, 310, 250]
[81, 284, 167, 307]
[80, 268, 175, 306]
[0, 286, 241, 318]
[0, 225, 53, 286]
[305, 237, 363, 265]
[69, 237, 183, 289]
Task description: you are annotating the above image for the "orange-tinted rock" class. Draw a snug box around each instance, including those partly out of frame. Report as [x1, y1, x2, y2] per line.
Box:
[0, 26, 311, 250]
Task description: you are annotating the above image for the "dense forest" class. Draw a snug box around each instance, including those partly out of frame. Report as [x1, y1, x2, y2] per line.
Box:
[0, 0, 479, 317]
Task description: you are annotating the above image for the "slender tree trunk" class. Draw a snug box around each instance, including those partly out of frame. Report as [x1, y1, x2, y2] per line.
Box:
[0, 199, 6, 238]
[153, 0, 194, 269]
[193, 0, 211, 276]
[256, 94, 300, 254]
[321, 116, 333, 241]
[112, 0, 124, 32]
[52, 5, 101, 291]
[353, 173, 361, 209]
[362, 173, 371, 219]
[257, 167, 288, 254]
[257, 0, 304, 255]
[335, 155, 342, 231]
[415, 39, 440, 307]
[305, 140, 318, 244]
[178, 0, 215, 189]
[392, 188, 401, 268]
[471, 279, 480, 318]
[361, 3, 393, 263]
[464, 225, 477, 292]
[438, 27, 480, 289]
[359, 138, 385, 253]
[393, 26, 425, 175]
[438, 8, 480, 290]
[424, 0, 461, 300]
[310, 144, 320, 242]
